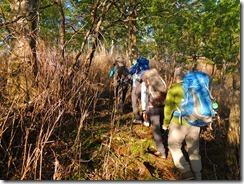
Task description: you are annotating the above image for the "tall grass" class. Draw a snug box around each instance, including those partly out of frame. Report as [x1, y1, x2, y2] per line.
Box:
[0, 45, 111, 179]
[0, 44, 240, 180]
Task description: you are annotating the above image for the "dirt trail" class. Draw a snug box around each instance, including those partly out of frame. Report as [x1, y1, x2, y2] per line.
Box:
[88, 89, 233, 180]
[92, 93, 181, 180]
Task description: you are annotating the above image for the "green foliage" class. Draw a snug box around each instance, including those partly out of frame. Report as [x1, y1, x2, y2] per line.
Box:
[142, 0, 239, 63]
[199, 0, 240, 63]
[0, 0, 239, 64]
[0, 1, 13, 52]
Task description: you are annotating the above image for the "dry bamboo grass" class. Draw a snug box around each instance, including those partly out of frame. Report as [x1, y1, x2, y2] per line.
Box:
[0, 46, 240, 180]
[0, 45, 109, 179]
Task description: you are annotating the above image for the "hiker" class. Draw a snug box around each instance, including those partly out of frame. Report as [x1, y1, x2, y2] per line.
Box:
[163, 67, 202, 180]
[109, 57, 129, 110]
[141, 68, 167, 158]
[127, 57, 150, 123]
[109, 57, 128, 82]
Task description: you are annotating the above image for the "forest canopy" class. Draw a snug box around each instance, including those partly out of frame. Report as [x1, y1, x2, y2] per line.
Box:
[0, 0, 240, 64]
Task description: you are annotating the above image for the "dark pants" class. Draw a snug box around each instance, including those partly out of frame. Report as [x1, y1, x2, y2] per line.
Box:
[131, 84, 142, 120]
[148, 106, 165, 155]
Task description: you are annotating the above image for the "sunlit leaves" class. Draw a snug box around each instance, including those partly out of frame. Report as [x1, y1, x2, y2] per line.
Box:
[0, 0, 240, 64]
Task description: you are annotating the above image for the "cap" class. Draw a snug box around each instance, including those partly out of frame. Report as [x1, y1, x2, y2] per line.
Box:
[143, 68, 167, 93]
[142, 68, 158, 80]
[174, 67, 188, 80]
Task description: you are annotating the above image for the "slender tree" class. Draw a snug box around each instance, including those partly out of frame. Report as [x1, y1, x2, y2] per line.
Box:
[2, 0, 39, 102]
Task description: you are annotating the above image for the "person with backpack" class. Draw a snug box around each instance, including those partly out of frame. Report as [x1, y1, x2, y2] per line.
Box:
[141, 68, 168, 158]
[163, 67, 210, 180]
[127, 57, 150, 123]
[109, 57, 130, 112]
[109, 57, 128, 82]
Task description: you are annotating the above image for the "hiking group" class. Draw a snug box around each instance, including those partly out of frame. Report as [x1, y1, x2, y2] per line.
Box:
[109, 57, 217, 180]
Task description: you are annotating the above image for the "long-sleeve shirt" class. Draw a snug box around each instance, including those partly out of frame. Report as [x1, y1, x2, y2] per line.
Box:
[141, 81, 147, 111]
[128, 63, 144, 87]
[163, 82, 189, 128]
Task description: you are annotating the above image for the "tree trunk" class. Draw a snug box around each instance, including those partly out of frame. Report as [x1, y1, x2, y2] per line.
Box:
[6, 0, 38, 103]
[128, 17, 138, 64]
[57, 0, 66, 61]
[127, 11, 138, 65]
[74, 0, 114, 73]
[226, 90, 240, 179]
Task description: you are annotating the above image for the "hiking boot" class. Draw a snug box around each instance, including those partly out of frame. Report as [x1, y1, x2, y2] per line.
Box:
[180, 171, 195, 180]
[143, 121, 150, 127]
[160, 153, 166, 159]
[148, 146, 157, 153]
[147, 146, 166, 158]
[154, 151, 166, 159]
[133, 119, 142, 124]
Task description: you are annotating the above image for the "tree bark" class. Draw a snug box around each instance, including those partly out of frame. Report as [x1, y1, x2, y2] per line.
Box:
[128, 13, 138, 64]
[74, 0, 115, 73]
[57, 0, 66, 60]
[6, 0, 38, 102]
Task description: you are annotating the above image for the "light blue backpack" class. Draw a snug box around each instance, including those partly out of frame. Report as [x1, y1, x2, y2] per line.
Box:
[173, 71, 216, 127]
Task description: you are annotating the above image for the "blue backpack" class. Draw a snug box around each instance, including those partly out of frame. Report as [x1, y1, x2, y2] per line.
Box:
[128, 57, 150, 74]
[137, 57, 150, 71]
[173, 71, 216, 127]
[128, 57, 150, 87]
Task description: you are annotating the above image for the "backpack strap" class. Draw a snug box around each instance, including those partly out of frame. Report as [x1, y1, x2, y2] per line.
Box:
[175, 105, 183, 125]
[193, 72, 215, 100]
[174, 81, 186, 125]
[192, 73, 216, 120]
[204, 84, 215, 101]
[147, 86, 154, 109]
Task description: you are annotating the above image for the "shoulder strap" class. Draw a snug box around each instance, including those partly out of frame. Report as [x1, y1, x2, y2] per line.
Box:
[192, 72, 215, 100]
[158, 75, 167, 91]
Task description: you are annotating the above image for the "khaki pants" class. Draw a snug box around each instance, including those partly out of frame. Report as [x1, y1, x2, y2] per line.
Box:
[168, 121, 202, 180]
